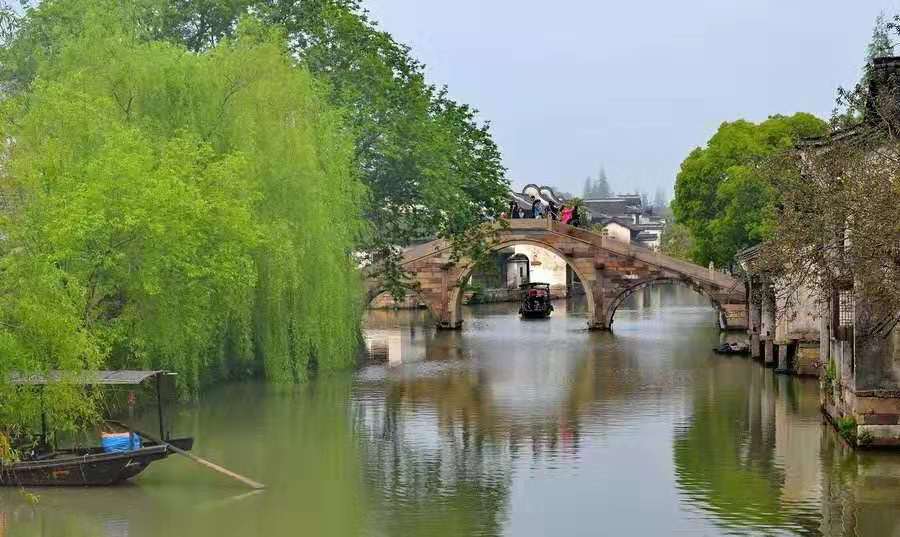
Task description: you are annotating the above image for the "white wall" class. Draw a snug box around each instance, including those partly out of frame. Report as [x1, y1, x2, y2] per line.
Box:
[602, 222, 632, 244]
[513, 245, 568, 289]
[506, 258, 529, 288]
[774, 279, 820, 342]
[642, 235, 661, 250]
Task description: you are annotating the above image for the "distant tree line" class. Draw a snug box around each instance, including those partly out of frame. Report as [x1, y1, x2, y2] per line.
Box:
[578, 166, 669, 212]
[582, 168, 613, 198]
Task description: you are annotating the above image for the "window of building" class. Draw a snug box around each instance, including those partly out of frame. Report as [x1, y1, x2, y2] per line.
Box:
[832, 284, 854, 341]
[838, 289, 854, 327]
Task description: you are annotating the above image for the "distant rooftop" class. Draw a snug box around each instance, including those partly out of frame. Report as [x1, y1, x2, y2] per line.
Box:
[583, 195, 644, 220]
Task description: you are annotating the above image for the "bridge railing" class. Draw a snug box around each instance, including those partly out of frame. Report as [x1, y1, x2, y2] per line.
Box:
[533, 220, 742, 290]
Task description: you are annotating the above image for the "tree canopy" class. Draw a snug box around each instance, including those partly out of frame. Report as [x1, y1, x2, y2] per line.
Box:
[2, 0, 508, 299]
[0, 3, 369, 432]
[0, 0, 510, 437]
[139, 0, 509, 297]
[671, 113, 828, 267]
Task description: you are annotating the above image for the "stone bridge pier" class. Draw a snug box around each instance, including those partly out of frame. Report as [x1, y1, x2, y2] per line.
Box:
[366, 220, 747, 331]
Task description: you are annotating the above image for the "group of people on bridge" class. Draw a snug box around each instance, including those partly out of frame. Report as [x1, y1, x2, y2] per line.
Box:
[504, 195, 583, 227]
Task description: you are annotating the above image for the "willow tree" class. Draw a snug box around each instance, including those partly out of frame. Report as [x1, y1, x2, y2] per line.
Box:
[139, 0, 510, 297]
[0, 4, 365, 430]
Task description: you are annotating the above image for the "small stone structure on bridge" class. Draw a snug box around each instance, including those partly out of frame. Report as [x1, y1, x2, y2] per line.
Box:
[366, 219, 747, 330]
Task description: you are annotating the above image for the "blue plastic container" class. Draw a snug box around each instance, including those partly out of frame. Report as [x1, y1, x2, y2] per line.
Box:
[101, 432, 142, 453]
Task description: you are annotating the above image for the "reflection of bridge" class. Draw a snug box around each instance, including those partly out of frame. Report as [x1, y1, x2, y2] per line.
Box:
[366, 220, 747, 330]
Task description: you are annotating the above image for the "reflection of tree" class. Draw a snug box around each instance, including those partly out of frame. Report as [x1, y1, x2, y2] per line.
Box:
[352, 324, 675, 536]
[673, 362, 821, 535]
[2, 381, 371, 536]
[818, 428, 900, 536]
[355, 372, 512, 537]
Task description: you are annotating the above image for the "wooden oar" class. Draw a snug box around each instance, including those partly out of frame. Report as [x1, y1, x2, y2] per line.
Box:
[109, 420, 265, 490]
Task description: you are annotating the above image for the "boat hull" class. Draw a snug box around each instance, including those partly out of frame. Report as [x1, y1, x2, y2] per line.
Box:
[520, 310, 552, 318]
[712, 346, 750, 356]
[519, 301, 553, 318]
[0, 445, 169, 487]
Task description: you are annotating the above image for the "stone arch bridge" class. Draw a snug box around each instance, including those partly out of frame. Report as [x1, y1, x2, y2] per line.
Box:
[366, 219, 747, 330]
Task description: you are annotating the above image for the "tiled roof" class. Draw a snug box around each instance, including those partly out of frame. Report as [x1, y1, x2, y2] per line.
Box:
[584, 199, 642, 216]
[593, 216, 639, 231]
[633, 223, 665, 231]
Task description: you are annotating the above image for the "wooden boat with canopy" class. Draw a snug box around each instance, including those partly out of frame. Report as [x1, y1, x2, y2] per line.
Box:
[1, 370, 194, 487]
[518, 282, 554, 318]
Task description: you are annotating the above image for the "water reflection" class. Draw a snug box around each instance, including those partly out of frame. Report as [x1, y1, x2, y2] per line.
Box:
[5, 286, 900, 536]
[673, 362, 823, 535]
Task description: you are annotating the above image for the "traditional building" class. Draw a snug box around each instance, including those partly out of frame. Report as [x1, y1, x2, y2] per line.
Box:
[583, 195, 643, 224]
[736, 246, 821, 377]
[735, 57, 900, 447]
[808, 58, 900, 447]
[583, 195, 666, 250]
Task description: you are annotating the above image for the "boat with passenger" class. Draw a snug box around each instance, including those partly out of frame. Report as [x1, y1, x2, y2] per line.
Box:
[518, 282, 554, 318]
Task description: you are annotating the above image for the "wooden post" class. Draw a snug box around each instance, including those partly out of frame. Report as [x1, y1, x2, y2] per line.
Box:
[40, 386, 47, 448]
[114, 421, 266, 490]
[156, 375, 165, 441]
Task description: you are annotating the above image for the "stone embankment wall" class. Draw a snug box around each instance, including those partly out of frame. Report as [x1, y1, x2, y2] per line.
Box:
[823, 305, 900, 448]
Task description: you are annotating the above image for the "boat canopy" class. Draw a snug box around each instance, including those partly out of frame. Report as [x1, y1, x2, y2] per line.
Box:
[9, 370, 170, 386]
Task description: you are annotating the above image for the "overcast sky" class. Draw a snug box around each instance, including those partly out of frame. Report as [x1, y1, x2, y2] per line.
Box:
[364, 0, 900, 198]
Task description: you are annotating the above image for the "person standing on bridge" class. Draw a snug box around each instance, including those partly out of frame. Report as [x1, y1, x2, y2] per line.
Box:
[547, 199, 559, 220]
[509, 200, 520, 219]
[530, 195, 542, 219]
[560, 205, 573, 224]
[570, 205, 582, 227]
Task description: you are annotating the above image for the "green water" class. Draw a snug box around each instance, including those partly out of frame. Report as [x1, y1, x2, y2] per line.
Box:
[2, 287, 900, 536]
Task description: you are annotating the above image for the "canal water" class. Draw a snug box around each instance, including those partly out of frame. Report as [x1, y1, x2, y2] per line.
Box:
[3, 286, 900, 536]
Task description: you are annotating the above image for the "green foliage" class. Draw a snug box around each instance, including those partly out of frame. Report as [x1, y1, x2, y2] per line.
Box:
[867, 12, 896, 62]
[659, 222, 695, 261]
[134, 0, 510, 296]
[0, 3, 366, 426]
[834, 12, 900, 129]
[858, 429, 874, 447]
[671, 113, 828, 266]
[563, 197, 589, 227]
[837, 416, 858, 443]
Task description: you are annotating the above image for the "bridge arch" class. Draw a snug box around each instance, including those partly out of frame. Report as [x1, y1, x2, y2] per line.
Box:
[446, 238, 599, 328]
[364, 220, 746, 331]
[604, 277, 727, 329]
[365, 286, 440, 322]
